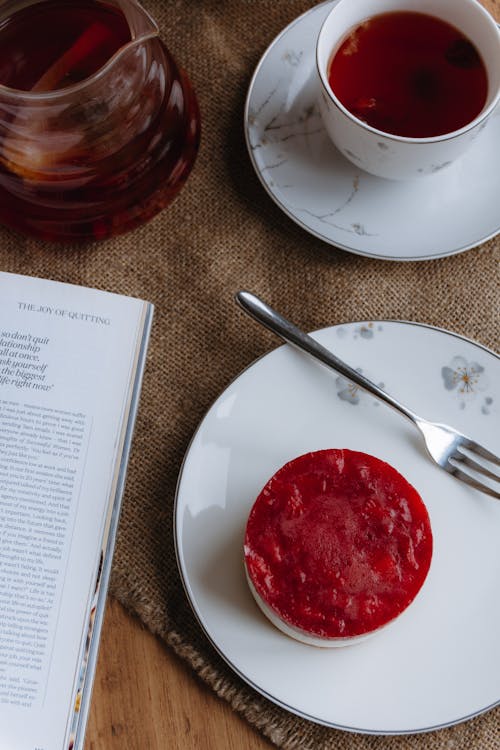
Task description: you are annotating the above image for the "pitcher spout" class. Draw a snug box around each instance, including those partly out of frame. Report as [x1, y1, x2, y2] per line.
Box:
[119, 0, 159, 44]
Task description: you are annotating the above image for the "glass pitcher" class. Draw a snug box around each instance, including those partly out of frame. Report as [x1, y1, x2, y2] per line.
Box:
[0, 0, 200, 241]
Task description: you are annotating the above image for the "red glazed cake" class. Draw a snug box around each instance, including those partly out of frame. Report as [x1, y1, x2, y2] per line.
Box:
[244, 449, 433, 646]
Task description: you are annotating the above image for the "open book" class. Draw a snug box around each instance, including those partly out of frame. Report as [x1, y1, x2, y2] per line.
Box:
[0, 272, 153, 750]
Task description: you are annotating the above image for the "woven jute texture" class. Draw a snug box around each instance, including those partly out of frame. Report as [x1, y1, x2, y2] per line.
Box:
[0, 2, 499, 748]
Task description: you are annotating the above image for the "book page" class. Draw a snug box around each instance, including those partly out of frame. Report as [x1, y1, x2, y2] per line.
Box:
[0, 272, 148, 750]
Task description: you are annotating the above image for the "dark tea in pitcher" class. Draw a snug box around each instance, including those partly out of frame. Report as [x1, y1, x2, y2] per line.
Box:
[328, 11, 488, 138]
[0, 0, 200, 241]
[0, 0, 131, 91]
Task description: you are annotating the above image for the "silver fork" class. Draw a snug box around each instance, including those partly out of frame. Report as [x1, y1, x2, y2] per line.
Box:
[236, 291, 500, 500]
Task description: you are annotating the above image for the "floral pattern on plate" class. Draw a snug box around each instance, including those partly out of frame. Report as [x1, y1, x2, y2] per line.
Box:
[441, 355, 493, 414]
[335, 369, 385, 405]
[336, 322, 383, 340]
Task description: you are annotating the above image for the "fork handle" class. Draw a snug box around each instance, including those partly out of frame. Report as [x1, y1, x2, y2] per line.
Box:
[236, 291, 420, 425]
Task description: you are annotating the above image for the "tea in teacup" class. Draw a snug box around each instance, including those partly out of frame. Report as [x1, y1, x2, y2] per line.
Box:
[327, 11, 488, 138]
[316, 0, 500, 179]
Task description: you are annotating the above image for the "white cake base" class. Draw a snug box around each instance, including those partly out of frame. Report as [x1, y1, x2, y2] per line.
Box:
[245, 568, 385, 648]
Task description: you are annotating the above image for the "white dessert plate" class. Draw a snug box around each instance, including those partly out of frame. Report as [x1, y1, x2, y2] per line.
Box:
[175, 320, 500, 734]
[244, 1, 500, 261]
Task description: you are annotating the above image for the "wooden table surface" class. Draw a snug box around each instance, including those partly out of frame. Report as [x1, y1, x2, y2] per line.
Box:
[85, 599, 273, 749]
[85, 1, 498, 747]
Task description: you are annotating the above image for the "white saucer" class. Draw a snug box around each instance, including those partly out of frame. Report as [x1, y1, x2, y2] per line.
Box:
[175, 321, 499, 733]
[244, 1, 500, 261]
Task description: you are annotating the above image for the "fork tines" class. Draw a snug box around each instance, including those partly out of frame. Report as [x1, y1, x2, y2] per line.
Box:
[450, 442, 500, 500]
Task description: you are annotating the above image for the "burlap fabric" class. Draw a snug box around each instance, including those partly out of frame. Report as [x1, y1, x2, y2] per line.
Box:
[0, 1, 498, 748]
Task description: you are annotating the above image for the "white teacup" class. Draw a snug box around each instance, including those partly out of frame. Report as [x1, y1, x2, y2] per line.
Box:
[316, 0, 500, 180]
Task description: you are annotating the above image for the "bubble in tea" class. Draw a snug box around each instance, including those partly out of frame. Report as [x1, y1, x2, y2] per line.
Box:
[328, 11, 488, 138]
